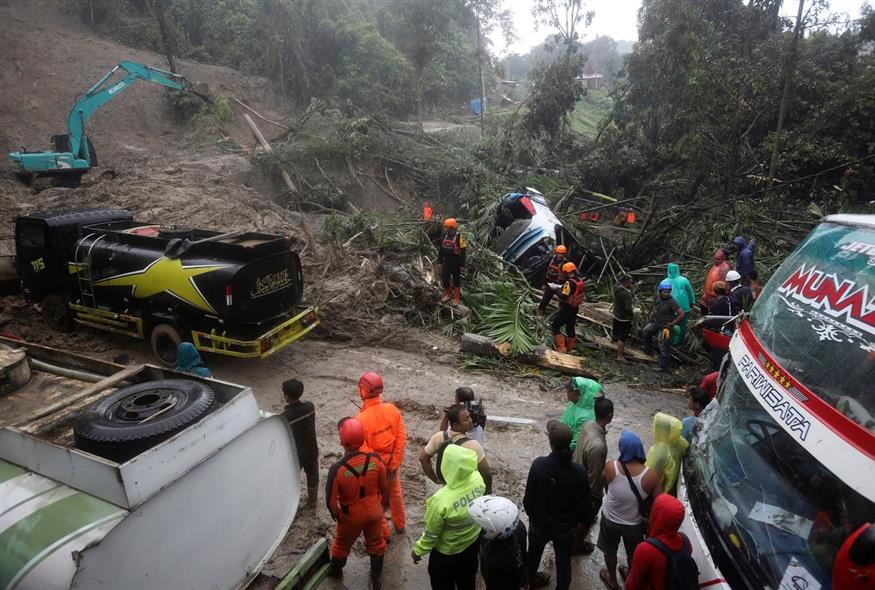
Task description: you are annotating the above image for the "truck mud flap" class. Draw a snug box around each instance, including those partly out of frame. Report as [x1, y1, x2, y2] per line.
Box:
[274, 537, 330, 590]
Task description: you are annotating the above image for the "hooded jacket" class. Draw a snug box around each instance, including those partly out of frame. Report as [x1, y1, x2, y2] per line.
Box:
[700, 249, 730, 308]
[560, 377, 602, 451]
[645, 413, 689, 496]
[624, 494, 688, 590]
[413, 444, 485, 557]
[176, 342, 211, 377]
[664, 263, 695, 312]
[733, 236, 756, 281]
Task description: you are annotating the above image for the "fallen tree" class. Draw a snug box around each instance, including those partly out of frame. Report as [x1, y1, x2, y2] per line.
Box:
[460, 332, 601, 380]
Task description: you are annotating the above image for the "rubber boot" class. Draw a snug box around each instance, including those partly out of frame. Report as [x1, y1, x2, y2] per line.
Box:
[326, 557, 346, 579]
[452, 287, 461, 306]
[305, 485, 318, 509]
[441, 287, 452, 303]
[565, 337, 576, 353]
[369, 555, 384, 590]
[553, 334, 566, 353]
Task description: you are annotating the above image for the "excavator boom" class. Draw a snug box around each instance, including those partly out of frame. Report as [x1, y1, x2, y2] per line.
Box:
[8, 61, 187, 184]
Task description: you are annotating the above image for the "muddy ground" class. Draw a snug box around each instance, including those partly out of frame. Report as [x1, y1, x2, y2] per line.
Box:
[0, 2, 694, 588]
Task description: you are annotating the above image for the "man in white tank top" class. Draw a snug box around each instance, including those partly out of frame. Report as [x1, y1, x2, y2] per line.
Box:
[596, 430, 662, 590]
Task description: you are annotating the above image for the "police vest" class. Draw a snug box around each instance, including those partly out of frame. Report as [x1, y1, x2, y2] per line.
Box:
[546, 256, 567, 282]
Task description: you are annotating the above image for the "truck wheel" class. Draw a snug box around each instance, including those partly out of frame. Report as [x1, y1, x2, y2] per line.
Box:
[42, 294, 75, 332]
[73, 379, 217, 462]
[150, 323, 182, 366]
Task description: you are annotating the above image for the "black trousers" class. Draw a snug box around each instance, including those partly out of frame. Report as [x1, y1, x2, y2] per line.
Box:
[527, 525, 574, 590]
[427, 539, 479, 590]
[550, 305, 578, 337]
[441, 260, 462, 289]
[538, 286, 555, 311]
[301, 453, 319, 499]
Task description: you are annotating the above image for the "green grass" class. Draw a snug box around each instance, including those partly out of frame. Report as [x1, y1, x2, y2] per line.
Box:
[569, 88, 613, 137]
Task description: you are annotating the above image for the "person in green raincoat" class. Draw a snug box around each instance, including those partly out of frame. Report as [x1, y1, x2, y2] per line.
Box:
[412, 444, 486, 589]
[645, 412, 689, 496]
[561, 377, 603, 451]
[662, 263, 695, 344]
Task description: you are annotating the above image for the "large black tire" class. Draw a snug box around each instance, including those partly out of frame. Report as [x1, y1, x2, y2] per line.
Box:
[73, 379, 217, 462]
[42, 294, 75, 332]
[150, 323, 182, 366]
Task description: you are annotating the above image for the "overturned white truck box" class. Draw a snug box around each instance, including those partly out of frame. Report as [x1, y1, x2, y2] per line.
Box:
[0, 337, 312, 590]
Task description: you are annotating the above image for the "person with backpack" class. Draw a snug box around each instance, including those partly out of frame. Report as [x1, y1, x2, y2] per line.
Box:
[624, 494, 699, 590]
[468, 495, 528, 590]
[411, 444, 486, 590]
[536, 244, 568, 316]
[356, 371, 408, 536]
[549, 262, 586, 353]
[524, 420, 592, 590]
[325, 417, 388, 588]
[420, 404, 493, 494]
[438, 386, 486, 446]
[598, 430, 662, 590]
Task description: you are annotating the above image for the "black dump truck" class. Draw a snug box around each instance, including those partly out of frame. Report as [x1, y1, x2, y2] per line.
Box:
[14, 208, 319, 364]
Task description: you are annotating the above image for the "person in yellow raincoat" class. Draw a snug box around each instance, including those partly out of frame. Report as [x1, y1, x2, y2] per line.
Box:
[645, 412, 689, 496]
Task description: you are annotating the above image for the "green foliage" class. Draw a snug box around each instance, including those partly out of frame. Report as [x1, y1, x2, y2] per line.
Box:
[523, 54, 587, 139]
[568, 88, 613, 137]
[212, 95, 232, 122]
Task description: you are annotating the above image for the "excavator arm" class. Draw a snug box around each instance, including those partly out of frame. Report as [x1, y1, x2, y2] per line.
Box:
[8, 61, 187, 181]
[66, 61, 186, 161]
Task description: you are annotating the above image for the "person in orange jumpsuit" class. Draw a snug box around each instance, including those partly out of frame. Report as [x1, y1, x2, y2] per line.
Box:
[325, 416, 388, 588]
[357, 371, 408, 537]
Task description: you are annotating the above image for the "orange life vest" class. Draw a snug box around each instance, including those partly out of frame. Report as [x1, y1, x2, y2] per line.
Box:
[546, 255, 567, 282]
[441, 232, 463, 256]
[562, 278, 586, 308]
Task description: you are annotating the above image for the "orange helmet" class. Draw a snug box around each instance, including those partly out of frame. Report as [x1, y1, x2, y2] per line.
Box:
[561, 262, 577, 274]
[443, 218, 458, 229]
[358, 371, 384, 399]
[338, 417, 365, 448]
[555, 245, 567, 254]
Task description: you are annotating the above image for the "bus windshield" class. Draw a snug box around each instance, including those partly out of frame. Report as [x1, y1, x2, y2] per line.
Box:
[694, 368, 874, 587]
[747, 220, 875, 431]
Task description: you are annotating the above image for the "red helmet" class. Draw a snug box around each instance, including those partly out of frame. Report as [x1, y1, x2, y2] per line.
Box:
[358, 371, 384, 399]
[338, 417, 365, 448]
[443, 218, 458, 229]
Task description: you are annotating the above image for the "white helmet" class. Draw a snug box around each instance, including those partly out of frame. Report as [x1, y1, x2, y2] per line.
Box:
[725, 270, 742, 282]
[468, 495, 519, 540]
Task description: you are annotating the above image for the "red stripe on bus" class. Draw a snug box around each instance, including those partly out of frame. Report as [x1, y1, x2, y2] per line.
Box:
[699, 579, 728, 588]
[737, 320, 875, 459]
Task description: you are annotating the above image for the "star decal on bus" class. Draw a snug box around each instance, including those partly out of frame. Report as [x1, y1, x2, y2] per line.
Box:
[95, 257, 225, 313]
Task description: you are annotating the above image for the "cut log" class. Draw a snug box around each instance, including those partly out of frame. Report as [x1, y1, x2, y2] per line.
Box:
[460, 333, 601, 379]
[590, 336, 653, 363]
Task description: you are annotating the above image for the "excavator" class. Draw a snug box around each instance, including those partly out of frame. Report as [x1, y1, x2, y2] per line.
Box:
[8, 61, 187, 187]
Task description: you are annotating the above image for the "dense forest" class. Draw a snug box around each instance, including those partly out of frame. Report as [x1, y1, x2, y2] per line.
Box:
[78, 0, 875, 270]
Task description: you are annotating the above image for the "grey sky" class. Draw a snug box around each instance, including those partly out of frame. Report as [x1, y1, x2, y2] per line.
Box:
[493, 0, 871, 56]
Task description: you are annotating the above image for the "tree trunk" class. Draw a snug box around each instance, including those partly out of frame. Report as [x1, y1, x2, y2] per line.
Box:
[767, 0, 805, 186]
[416, 75, 424, 133]
[475, 7, 486, 136]
[149, 0, 176, 73]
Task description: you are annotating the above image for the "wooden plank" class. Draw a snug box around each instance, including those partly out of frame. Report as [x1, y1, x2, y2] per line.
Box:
[460, 333, 601, 379]
[590, 335, 653, 363]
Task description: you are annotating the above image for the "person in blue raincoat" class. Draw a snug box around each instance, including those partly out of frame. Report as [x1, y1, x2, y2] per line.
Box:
[175, 342, 212, 377]
[662, 263, 695, 344]
[733, 236, 757, 284]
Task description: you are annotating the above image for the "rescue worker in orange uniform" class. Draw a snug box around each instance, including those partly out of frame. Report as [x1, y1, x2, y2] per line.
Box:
[438, 218, 467, 305]
[550, 262, 585, 353]
[326, 417, 388, 588]
[537, 244, 568, 316]
[356, 371, 408, 538]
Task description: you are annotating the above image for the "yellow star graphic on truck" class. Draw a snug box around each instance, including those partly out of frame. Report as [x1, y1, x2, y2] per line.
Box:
[95, 257, 225, 313]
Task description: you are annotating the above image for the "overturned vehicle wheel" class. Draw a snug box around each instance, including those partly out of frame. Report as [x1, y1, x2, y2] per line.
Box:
[74, 379, 217, 462]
